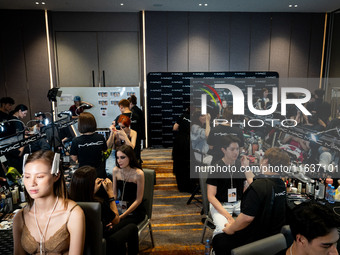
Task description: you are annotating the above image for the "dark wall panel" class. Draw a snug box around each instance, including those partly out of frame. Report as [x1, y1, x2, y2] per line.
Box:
[52, 12, 139, 32]
[289, 14, 311, 79]
[309, 13, 324, 79]
[188, 12, 210, 71]
[269, 13, 292, 78]
[209, 13, 230, 71]
[249, 13, 271, 71]
[168, 12, 189, 72]
[229, 13, 251, 71]
[22, 12, 50, 116]
[1, 12, 29, 108]
[146, 12, 168, 73]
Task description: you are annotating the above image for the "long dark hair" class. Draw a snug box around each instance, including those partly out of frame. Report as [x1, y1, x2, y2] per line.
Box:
[69, 166, 97, 202]
[24, 150, 67, 208]
[115, 145, 140, 169]
[10, 104, 28, 116]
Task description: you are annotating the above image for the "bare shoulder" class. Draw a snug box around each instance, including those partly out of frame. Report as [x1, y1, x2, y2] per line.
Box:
[112, 166, 120, 174]
[136, 168, 144, 179]
[13, 208, 24, 225]
[67, 199, 85, 217]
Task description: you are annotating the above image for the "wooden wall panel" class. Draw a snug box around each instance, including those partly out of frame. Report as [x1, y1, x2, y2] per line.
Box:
[188, 12, 210, 72]
[209, 13, 230, 71]
[229, 13, 251, 71]
[168, 12, 189, 72]
[249, 13, 271, 71]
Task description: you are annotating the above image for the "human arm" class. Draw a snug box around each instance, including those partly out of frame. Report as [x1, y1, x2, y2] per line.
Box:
[222, 213, 254, 235]
[112, 167, 119, 199]
[67, 203, 86, 255]
[117, 129, 136, 149]
[12, 209, 27, 255]
[120, 169, 144, 219]
[106, 125, 116, 149]
[101, 178, 120, 225]
[241, 155, 254, 185]
[205, 113, 211, 138]
[70, 138, 78, 163]
[207, 184, 234, 223]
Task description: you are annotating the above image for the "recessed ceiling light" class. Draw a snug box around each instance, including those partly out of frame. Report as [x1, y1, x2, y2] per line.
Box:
[289, 4, 292, 8]
[120, 3, 124, 6]
[294, 4, 298, 7]
[204, 3, 208, 6]
[42, 2, 45, 4]
[35, 1, 39, 4]
[199, 3, 202, 6]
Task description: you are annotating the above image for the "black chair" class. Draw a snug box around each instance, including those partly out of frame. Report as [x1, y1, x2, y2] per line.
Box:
[281, 224, 294, 247]
[199, 170, 215, 244]
[77, 202, 106, 255]
[230, 233, 287, 255]
[137, 168, 155, 247]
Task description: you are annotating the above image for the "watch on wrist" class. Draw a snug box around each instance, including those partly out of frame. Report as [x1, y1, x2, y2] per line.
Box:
[107, 197, 115, 202]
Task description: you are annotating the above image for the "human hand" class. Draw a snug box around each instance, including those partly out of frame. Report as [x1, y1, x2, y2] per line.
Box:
[226, 216, 235, 224]
[102, 178, 114, 196]
[223, 222, 234, 235]
[241, 155, 249, 167]
[94, 178, 103, 194]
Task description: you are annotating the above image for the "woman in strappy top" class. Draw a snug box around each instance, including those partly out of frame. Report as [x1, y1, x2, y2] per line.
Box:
[112, 145, 146, 229]
[12, 150, 85, 255]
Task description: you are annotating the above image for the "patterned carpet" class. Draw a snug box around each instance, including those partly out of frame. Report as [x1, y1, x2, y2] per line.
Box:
[139, 148, 212, 254]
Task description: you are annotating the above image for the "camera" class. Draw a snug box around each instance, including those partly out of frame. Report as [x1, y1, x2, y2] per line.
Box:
[115, 125, 121, 130]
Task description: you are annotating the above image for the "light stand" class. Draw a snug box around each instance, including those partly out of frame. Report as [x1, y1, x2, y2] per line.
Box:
[47, 88, 62, 152]
[310, 127, 340, 142]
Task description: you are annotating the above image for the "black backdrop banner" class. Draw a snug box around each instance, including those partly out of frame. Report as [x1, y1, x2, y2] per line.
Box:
[147, 72, 279, 148]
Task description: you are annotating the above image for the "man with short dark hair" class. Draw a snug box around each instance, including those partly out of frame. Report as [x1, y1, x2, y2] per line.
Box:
[212, 147, 290, 255]
[280, 202, 340, 255]
[0, 97, 15, 121]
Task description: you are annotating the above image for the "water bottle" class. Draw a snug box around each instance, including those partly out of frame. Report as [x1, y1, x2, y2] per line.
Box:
[205, 239, 210, 255]
[326, 184, 332, 201]
[329, 186, 335, 204]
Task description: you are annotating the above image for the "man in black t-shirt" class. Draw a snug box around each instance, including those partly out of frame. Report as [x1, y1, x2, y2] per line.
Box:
[212, 147, 290, 255]
[207, 135, 251, 239]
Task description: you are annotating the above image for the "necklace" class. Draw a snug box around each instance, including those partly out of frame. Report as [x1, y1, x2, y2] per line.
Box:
[121, 169, 134, 201]
[34, 197, 59, 255]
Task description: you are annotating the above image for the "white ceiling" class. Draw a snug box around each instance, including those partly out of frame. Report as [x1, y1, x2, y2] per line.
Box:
[0, 0, 339, 13]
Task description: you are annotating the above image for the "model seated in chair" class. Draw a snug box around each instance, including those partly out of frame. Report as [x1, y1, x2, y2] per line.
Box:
[112, 145, 146, 227]
[277, 201, 340, 255]
[69, 165, 139, 255]
[13, 150, 85, 255]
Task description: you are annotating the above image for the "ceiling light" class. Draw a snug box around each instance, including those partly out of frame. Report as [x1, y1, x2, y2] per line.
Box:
[42, 2, 45, 4]
[294, 4, 298, 7]
[120, 3, 124, 6]
[289, 4, 292, 7]
[204, 3, 208, 6]
[35, 2, 39, 4]
[199, 3, 202, 6]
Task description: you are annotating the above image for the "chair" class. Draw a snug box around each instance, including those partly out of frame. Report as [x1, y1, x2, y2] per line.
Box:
[199, 170, 215, 244]
[281, 225, 294, 247]
[137, 168, 155, 247]
[77, 202, 106, 255]
[230, 233, 287, 255]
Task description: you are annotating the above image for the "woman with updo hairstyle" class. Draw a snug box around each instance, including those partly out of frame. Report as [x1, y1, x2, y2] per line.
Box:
[70, 112, 108, 178]
[69, 165, 139, 255]
[13, 150, 85, 255]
